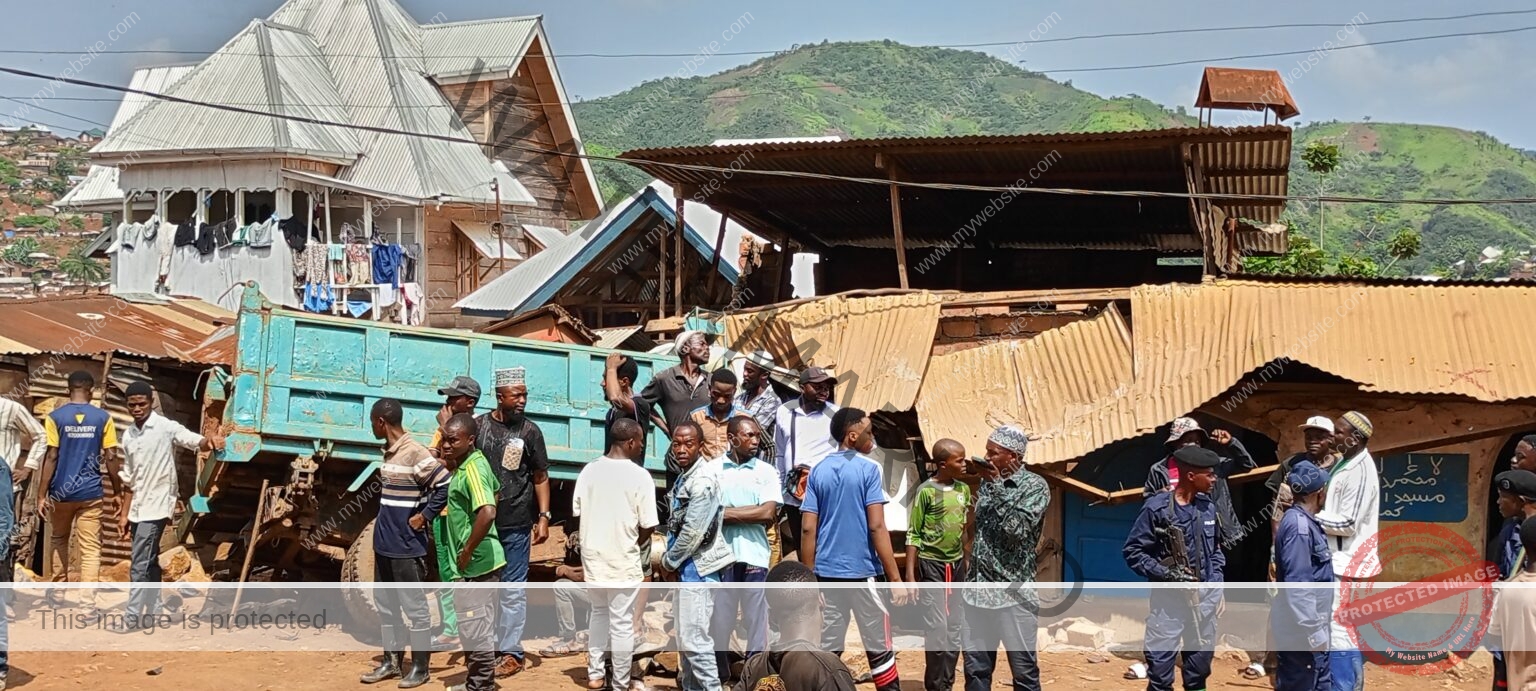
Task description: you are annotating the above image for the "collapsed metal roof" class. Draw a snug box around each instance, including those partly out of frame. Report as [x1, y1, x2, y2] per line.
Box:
[0, 293, 234, 365]
[619, 126, 1295, 258]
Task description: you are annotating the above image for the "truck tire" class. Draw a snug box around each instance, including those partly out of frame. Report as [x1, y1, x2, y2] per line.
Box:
[342, 520, 381, 634]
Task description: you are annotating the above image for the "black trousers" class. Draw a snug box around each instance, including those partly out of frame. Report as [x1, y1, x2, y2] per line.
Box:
[375, 555, 432, 651]
[780, 506, 803, 559]
[917, 558, 966, 691]
[819, 576, 900, 691]
[456, 572, 499, 691]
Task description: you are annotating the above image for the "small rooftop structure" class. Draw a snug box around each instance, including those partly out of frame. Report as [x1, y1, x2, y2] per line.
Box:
[1195, 67, 1300, 124]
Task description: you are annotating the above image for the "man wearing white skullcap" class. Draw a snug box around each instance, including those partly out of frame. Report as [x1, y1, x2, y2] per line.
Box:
[475, 365, 550, 678]
[962, 424, 1050, 691]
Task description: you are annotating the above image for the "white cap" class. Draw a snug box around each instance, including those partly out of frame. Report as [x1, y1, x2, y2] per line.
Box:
[1299, 416, 1335, 434]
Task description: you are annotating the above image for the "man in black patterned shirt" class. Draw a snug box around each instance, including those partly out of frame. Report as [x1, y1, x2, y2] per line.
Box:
[963, 425, 1050, 691]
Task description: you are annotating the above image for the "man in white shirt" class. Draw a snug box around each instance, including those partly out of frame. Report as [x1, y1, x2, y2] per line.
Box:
[773, 367, 839, 560]
[113, 382, 223, 632]
[574, 418, 659, 691]
[0, 396, 44, 483]
[1315, 410, 1379, 691]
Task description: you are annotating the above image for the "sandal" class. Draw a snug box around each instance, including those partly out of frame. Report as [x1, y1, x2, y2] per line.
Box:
[1240, 663, 1267, 680]
[541, 636, 585, 658]
[1124, 662, 1147, 680]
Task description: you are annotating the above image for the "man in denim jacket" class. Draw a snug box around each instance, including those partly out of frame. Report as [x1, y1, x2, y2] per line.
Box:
[658, 421, 735, 691]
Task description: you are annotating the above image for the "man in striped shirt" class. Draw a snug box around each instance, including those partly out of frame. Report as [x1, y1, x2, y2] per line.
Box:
[363, 398, 450, 689]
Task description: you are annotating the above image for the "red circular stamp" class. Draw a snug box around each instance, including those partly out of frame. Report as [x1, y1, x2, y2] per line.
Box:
[1334, 524, 1498, 675]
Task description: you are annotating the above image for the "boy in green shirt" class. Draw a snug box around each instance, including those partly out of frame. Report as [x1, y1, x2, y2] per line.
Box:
[436, 414, 506, 691]
[904, 439, 973, 691]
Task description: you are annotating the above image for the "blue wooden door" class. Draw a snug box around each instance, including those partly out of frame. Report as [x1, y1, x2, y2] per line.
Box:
[1062, 493, 1146, 583]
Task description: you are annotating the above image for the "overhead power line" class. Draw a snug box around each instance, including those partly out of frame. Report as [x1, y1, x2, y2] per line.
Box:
[0, 9, 1528, 59]
[4, 64, 1535, 208]
[5, 23, 1536, 114]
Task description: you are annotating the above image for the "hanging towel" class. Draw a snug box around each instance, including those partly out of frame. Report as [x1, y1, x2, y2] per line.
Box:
[377, 283, 398, 307]
[403, 283, 426, 326]
[105, 222, 128, 254]
[346, 300, 372, 318]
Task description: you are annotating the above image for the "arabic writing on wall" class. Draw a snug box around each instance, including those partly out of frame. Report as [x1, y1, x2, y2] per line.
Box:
[1378, 453, 1469, 523]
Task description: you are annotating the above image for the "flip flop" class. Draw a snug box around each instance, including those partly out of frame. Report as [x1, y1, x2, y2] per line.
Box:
[1240, 663, 1267, 680]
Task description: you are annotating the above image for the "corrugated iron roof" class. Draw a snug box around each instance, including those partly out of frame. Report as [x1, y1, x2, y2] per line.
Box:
[94, 20, 363, 162]
[592, 325, 653, 351]
[620, 126, 1294, 255]
[522, 223, 567, 250]
[721, 292, 943, 413]
[59, 66, 197, 211]
[421, 16, 540, 79]
[915, 306, 1138, 465]
[454, 220, 525, 261]
[1131, 279, 1536, 431]
[454, 183, 739, 314]
[0, 293, 234, 364]
[1196, 67, 1300, 121]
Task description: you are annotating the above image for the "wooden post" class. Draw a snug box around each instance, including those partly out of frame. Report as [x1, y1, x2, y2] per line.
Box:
[323, 188, 333, 245]
[493, 179, 505, 273]
[773, 242, 793, 302]
[658, 219, 668, 319]
[889, 182, 910, 289]
[707, 212, 729, 300]
[674, 196, 685, 317]
[231, 479, 270, 617]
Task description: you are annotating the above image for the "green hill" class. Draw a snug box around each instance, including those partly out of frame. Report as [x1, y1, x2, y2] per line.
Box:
[574, 41, 1536, 275]
[574, 40, 1191, 200]
[1285, 122, 1536, 274]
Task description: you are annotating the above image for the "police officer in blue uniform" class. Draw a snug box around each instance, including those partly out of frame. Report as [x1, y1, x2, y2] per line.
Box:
[1488, 469, 1536, 690]
[1272, 460, 1334, 691]
[1123, 446, 1224, 691]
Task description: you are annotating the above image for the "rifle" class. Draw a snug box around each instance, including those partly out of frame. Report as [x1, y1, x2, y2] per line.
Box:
[1154, 518, 1210, 646]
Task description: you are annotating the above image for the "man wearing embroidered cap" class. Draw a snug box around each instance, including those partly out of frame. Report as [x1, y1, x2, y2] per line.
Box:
[475, 366, 551, 678]
[1271, 460, 1334, 691]
[963, 424, 1050, 691]
[1125, 446, 1225, 691]
[1316, 411, 1379, 691]
[1143, 416, 1255, 550]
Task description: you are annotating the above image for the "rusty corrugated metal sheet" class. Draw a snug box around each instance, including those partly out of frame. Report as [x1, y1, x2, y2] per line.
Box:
[1196, 67, 1300, 121]
[915, 306, 1138, 465]
[721, 292, 943, 412]
[1131, 279, 1536, 430]
[0, 294, 230, 364]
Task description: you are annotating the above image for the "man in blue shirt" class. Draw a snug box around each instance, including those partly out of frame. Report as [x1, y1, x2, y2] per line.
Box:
[1124, 446, 1226, 691]
[801, 407, 912, 691]
[1272, 461, 1334, 691]
[713, 415, 780, 682]
[38, 370, 120, 614]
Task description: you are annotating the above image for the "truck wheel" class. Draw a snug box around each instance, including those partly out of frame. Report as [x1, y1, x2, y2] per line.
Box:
[342, 520, 381, 633]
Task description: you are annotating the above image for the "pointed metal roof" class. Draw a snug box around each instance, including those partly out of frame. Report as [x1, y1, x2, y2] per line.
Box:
[93, 20, 362, 162]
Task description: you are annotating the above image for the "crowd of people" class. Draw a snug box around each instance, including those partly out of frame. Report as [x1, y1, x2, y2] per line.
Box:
[5, 332, 1536, 691]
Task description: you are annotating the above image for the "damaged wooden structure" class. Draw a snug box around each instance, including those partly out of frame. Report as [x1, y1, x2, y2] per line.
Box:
[619, 125, 1293, 296]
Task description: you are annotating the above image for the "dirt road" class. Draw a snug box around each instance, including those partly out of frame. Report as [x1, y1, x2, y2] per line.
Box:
[6, 648, 1492, 690]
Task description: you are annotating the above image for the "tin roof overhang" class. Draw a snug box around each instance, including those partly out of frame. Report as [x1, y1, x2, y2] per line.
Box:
[619, 126, 1293, 255]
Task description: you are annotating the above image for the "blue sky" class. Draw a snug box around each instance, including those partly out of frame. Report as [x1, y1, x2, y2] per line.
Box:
[1, 0, 1533, 148]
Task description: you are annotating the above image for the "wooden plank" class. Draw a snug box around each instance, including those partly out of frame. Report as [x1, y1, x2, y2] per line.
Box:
[1033, 465, 1112, 502]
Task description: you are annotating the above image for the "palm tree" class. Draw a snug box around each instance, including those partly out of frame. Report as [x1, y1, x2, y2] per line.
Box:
[58, 249, 106, 291]
[1, 237, 41, 266]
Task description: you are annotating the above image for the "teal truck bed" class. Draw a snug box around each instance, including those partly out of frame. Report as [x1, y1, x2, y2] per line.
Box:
[208, 284, 671, 491]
